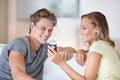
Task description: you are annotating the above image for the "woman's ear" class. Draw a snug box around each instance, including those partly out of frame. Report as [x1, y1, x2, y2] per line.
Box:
[95, 26, 100, 33]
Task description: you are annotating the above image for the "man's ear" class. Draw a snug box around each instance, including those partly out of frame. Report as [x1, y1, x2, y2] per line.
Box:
[29, 22, 35, 29]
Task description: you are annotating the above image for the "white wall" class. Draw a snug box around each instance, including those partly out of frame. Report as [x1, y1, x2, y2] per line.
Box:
[7, 0, 81, 50]
[5, 0, 120, 52]
[49, 18, 79, 49]
[80, 0, 120, 52]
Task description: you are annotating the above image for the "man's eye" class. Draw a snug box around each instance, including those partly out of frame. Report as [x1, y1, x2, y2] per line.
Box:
[49, 29, 53, 32]
[40, 27, 46, 30]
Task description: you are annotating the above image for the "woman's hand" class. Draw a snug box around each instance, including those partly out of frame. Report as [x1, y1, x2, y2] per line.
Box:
[76, 49, 87, 66]
[48, 46, 64, 66]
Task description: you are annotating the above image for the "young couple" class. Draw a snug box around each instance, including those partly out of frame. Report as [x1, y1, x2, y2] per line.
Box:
[0, 8, 120, 80]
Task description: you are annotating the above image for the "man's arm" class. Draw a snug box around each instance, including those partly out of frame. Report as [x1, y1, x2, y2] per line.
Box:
[57, 46, 77, 60]
[9, 51, 36, 80]
[57, 47, 77, 53]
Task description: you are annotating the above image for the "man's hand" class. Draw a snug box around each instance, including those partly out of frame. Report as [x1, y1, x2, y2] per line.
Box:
[58, 47, 77, 61]
[76, 49, 87, 66]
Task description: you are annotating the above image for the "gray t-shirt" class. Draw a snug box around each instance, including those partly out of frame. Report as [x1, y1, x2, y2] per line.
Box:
[0, 35, 48, 80]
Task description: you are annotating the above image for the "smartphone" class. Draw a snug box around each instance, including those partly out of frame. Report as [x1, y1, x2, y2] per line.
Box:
[49, 40, 57, 51]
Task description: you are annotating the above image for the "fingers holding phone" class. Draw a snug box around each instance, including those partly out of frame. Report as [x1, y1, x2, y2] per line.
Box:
[48, 46, 64, 65]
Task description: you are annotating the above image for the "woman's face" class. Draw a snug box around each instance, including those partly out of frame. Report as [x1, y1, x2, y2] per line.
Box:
[80, 17, 98, 44]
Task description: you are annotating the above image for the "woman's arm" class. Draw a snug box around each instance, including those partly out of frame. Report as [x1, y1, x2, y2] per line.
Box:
[48, 46, 102, 80]
[48, 46, 85, 80]
[76, 49, 88, 66]
[9, 51, 36, 80]
[84, 52, 102, 80]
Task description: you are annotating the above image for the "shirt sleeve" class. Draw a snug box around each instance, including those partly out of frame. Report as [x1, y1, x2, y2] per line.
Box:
[89, 41, 106, 55]
[7, 38, 27, 57]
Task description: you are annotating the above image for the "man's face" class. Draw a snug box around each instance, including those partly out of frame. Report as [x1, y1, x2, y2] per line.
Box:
[30, 18, 54, 44]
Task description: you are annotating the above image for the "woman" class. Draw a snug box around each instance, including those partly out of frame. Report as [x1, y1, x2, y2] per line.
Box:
[48, 12, 120, 80]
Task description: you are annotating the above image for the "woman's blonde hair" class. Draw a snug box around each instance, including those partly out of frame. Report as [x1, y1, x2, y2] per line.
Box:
[81, 12, 115, 47]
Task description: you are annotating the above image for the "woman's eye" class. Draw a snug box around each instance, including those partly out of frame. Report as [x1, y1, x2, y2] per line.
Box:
[80, 26, 87, 30]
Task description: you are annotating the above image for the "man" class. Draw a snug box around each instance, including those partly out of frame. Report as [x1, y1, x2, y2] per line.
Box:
[0, 8, 76, 80]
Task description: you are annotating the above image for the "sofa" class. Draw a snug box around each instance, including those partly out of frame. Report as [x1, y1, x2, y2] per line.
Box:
[0, 44, 86, 80]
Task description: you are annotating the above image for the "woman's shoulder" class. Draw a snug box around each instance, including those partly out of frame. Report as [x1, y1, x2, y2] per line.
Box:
[92, 40, 110, 48]
[93, 40, 108, 44]
[89, 40, 112, 55]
